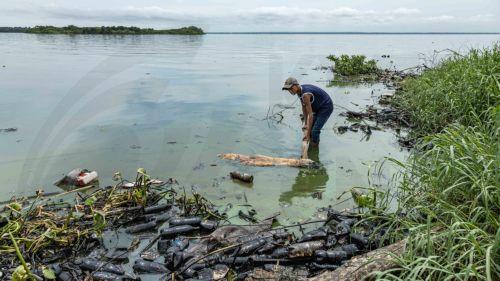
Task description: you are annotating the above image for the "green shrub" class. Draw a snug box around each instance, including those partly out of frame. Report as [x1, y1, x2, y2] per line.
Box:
[327, 54, 379, 76]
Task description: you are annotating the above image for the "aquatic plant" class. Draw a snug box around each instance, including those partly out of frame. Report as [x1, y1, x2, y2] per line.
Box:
[360, 46, 500, 280]
[327, 54, 380, 76]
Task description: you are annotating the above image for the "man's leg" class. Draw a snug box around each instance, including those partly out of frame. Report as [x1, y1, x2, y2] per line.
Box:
[310, 110, 332, 147]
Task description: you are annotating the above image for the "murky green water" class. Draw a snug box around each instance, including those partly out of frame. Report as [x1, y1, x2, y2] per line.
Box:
[0, 33, 498, 222]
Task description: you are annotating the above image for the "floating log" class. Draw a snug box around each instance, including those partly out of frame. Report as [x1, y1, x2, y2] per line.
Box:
[219, 153, 313, 168]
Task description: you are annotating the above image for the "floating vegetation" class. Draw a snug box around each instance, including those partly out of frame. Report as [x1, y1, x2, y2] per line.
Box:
[327, 54, 380, 76]
[326, 54, 381, 84]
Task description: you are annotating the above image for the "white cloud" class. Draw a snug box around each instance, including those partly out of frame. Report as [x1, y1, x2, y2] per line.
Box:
[13, 4, 423, 24]
[243, 6, 420, 20]
[41, 5, 204, 22]
[466, 14, 495, 22]
[423, 15, 456, 23]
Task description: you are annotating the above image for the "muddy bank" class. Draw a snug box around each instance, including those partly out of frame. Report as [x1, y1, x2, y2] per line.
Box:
[0, 170, 394, 281]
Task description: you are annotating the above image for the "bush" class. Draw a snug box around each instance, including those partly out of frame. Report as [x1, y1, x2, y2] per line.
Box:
[327, 54, 379, 76]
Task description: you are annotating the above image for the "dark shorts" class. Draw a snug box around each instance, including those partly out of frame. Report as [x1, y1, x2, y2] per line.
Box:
[311, 103, 333, 143]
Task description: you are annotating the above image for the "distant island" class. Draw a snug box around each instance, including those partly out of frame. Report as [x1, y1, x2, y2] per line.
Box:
[0, 25, 204, 35]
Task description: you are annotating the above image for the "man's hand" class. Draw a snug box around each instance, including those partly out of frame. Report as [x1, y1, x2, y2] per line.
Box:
[303, 134, 310, 142]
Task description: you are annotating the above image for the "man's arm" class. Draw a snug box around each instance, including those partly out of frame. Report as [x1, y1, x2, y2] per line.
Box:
[301, 103, 308, 127]
[302, 94, 314, 141]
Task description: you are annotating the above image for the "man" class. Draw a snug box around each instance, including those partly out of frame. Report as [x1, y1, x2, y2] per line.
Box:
[282, 77, 333, 148]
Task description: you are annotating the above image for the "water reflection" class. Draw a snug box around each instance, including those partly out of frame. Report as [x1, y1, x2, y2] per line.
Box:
[279, 147, 329, 204]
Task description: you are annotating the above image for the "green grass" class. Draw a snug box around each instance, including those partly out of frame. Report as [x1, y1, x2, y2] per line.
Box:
[393, 45, 500, 137]
[360, 45, 500, 280]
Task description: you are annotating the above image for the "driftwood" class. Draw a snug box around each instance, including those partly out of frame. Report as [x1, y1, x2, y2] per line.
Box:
[308, 239, 407, 281]
[219, 153, 313, 168]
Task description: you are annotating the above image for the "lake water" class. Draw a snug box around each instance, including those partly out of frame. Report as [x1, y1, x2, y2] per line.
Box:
[0, 33, 498, 223]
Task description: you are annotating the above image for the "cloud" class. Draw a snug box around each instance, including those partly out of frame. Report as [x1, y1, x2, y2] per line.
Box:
[423, 15, 456, 23]
[41, 5, 205, 22]
[12, 4, 422, 24]
[466, 14, 495, 22]
[241, 6, 420, 23]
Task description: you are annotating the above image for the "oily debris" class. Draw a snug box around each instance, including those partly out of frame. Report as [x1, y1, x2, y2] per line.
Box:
[0, 170, 390, 280]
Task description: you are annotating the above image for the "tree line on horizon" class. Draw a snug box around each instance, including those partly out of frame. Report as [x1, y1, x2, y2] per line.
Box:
[0, 25, 204, 35]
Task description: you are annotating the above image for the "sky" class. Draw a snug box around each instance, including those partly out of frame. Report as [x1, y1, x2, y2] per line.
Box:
[0, 0, 499, 32]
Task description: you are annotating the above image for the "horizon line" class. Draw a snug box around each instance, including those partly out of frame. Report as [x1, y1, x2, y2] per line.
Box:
[207, 31, 500, 35]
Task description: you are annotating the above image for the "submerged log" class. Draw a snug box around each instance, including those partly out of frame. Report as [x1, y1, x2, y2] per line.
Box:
[308, 239, 407, 281]
[219, 153, 313, 168]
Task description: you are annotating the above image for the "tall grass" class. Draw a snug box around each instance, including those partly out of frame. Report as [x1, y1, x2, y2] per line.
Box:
[393, 44, 499, 136]
[363, 45, 500, 280]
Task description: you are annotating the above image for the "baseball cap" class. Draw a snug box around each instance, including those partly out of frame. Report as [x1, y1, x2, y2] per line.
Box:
[282, 77, 299, 90]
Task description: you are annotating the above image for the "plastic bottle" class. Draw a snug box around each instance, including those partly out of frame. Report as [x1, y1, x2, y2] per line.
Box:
[76, 171, 98, 186]
[229, 171, 254, 183]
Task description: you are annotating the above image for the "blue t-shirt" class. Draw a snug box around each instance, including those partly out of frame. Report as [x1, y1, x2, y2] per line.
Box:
[300, 84, 333, 113]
